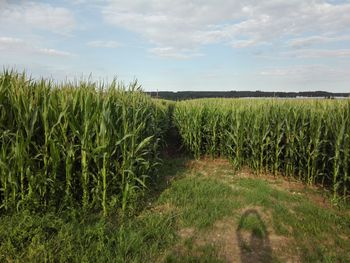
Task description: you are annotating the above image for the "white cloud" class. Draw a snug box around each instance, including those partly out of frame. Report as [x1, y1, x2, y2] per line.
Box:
[87, 40, 120, 48]
[288, 35, 350, 48]
[286, 49, 350, 58]
[231, 39, 264, 48]
[0, 36, 75, 58]
[0, 37, 25, 48]
[260, 64, 350, 81]
[102, 0, 246, 56]
[70, 0, 89, 4]
[149, 47, 203, 59]
[102, 0, 350, 57]
[0, 36, 34, 55]
[37, 48, 75, 57]
[0, 2, 75, 34]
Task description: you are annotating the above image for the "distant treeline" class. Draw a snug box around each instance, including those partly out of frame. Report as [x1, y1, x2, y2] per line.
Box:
[147, 91, 350, 100]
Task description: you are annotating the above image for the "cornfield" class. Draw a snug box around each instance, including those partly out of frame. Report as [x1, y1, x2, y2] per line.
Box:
[0, 70, 169, 215]
[174, 98, 350, 201]
[1, 70, 349, 215]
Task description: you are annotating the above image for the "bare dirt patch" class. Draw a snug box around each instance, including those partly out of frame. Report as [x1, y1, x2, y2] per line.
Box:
[172, 207, 298, 263]
[261, 174, 331, 209]
[184, 158, 334, 210]
[230, 164, 332, 210]
[178, 227, 196, 239]
[150, 203, 175, 214]
[163, 158, 345, 262]
[186, 157, 231, 171]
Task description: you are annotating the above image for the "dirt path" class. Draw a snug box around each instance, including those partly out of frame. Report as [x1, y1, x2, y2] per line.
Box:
[157, 157, 350, 262]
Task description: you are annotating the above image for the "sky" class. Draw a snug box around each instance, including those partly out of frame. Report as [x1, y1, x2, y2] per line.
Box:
[0, 0, 350, 92]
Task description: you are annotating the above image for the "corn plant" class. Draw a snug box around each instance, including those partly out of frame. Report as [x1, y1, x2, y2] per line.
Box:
[0, 70, 169, 215]
[173, 98, 350, 199]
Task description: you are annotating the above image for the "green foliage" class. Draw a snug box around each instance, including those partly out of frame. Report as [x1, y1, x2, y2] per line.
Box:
[165, 244, 224, 263]
[159, 175, 241, 228]
[230, 176, 350, 263]
[0, 70, 170, 214]
[0, 209, 176, 262]
[0, 157, 350, 262]
[1, 69, 350, 262]
[173, 98, 350, 199]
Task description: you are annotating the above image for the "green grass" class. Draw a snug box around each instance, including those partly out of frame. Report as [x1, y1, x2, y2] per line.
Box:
[158, 174, 241, 228]
[0, 209, 177, 262]
[229, 176, 350, 262]
[237, 210, 268, 239]
[1, 71, 349, 262]
[1, 157, 350, 262]
[165, 244, 224, 263]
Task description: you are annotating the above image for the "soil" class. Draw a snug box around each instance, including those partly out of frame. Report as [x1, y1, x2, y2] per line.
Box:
[159, 157, 342, 262]
[174, 207, 298, 263]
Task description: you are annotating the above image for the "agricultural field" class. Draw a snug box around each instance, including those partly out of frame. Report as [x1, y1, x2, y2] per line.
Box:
[174, 98, 350, 201]
[0, 71, 350, 262]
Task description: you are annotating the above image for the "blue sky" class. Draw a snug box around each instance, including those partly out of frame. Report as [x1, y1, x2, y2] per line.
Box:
[0, 0, 350, 92]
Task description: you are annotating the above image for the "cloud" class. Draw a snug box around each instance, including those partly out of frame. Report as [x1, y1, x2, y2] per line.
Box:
[101, 0, 350, 56]
[231, 39, 264, 48]
[286, 49, 350, 58]
[37, 48, 75, 57]
[149, 47, 204, 59]
[0, 2, 75, 34]
[0, 37, 25, 48]
[87, 40, 121, 48]
[288, 35, 350, 48]
[260, 64, 350, 81]
[0, 36, 75, 58]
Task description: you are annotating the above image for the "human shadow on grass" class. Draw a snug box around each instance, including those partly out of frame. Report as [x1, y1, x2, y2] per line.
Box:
[237, 209, 272, 263]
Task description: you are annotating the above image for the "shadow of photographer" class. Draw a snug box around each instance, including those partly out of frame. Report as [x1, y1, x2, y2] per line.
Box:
[236, 209, 272, 263]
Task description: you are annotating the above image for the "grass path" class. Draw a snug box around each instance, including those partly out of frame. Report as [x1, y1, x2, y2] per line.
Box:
[154, 157, 350, 262]
[1, 157, 350, 262]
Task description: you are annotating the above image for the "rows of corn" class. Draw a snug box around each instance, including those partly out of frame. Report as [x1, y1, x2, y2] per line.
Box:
[1, 69, 349, 213]
[0, 71, 170, 215]
[174, 98, 350, 201]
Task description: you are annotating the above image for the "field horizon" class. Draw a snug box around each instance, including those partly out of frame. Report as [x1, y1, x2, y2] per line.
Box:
[147, 90, 350, 101]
